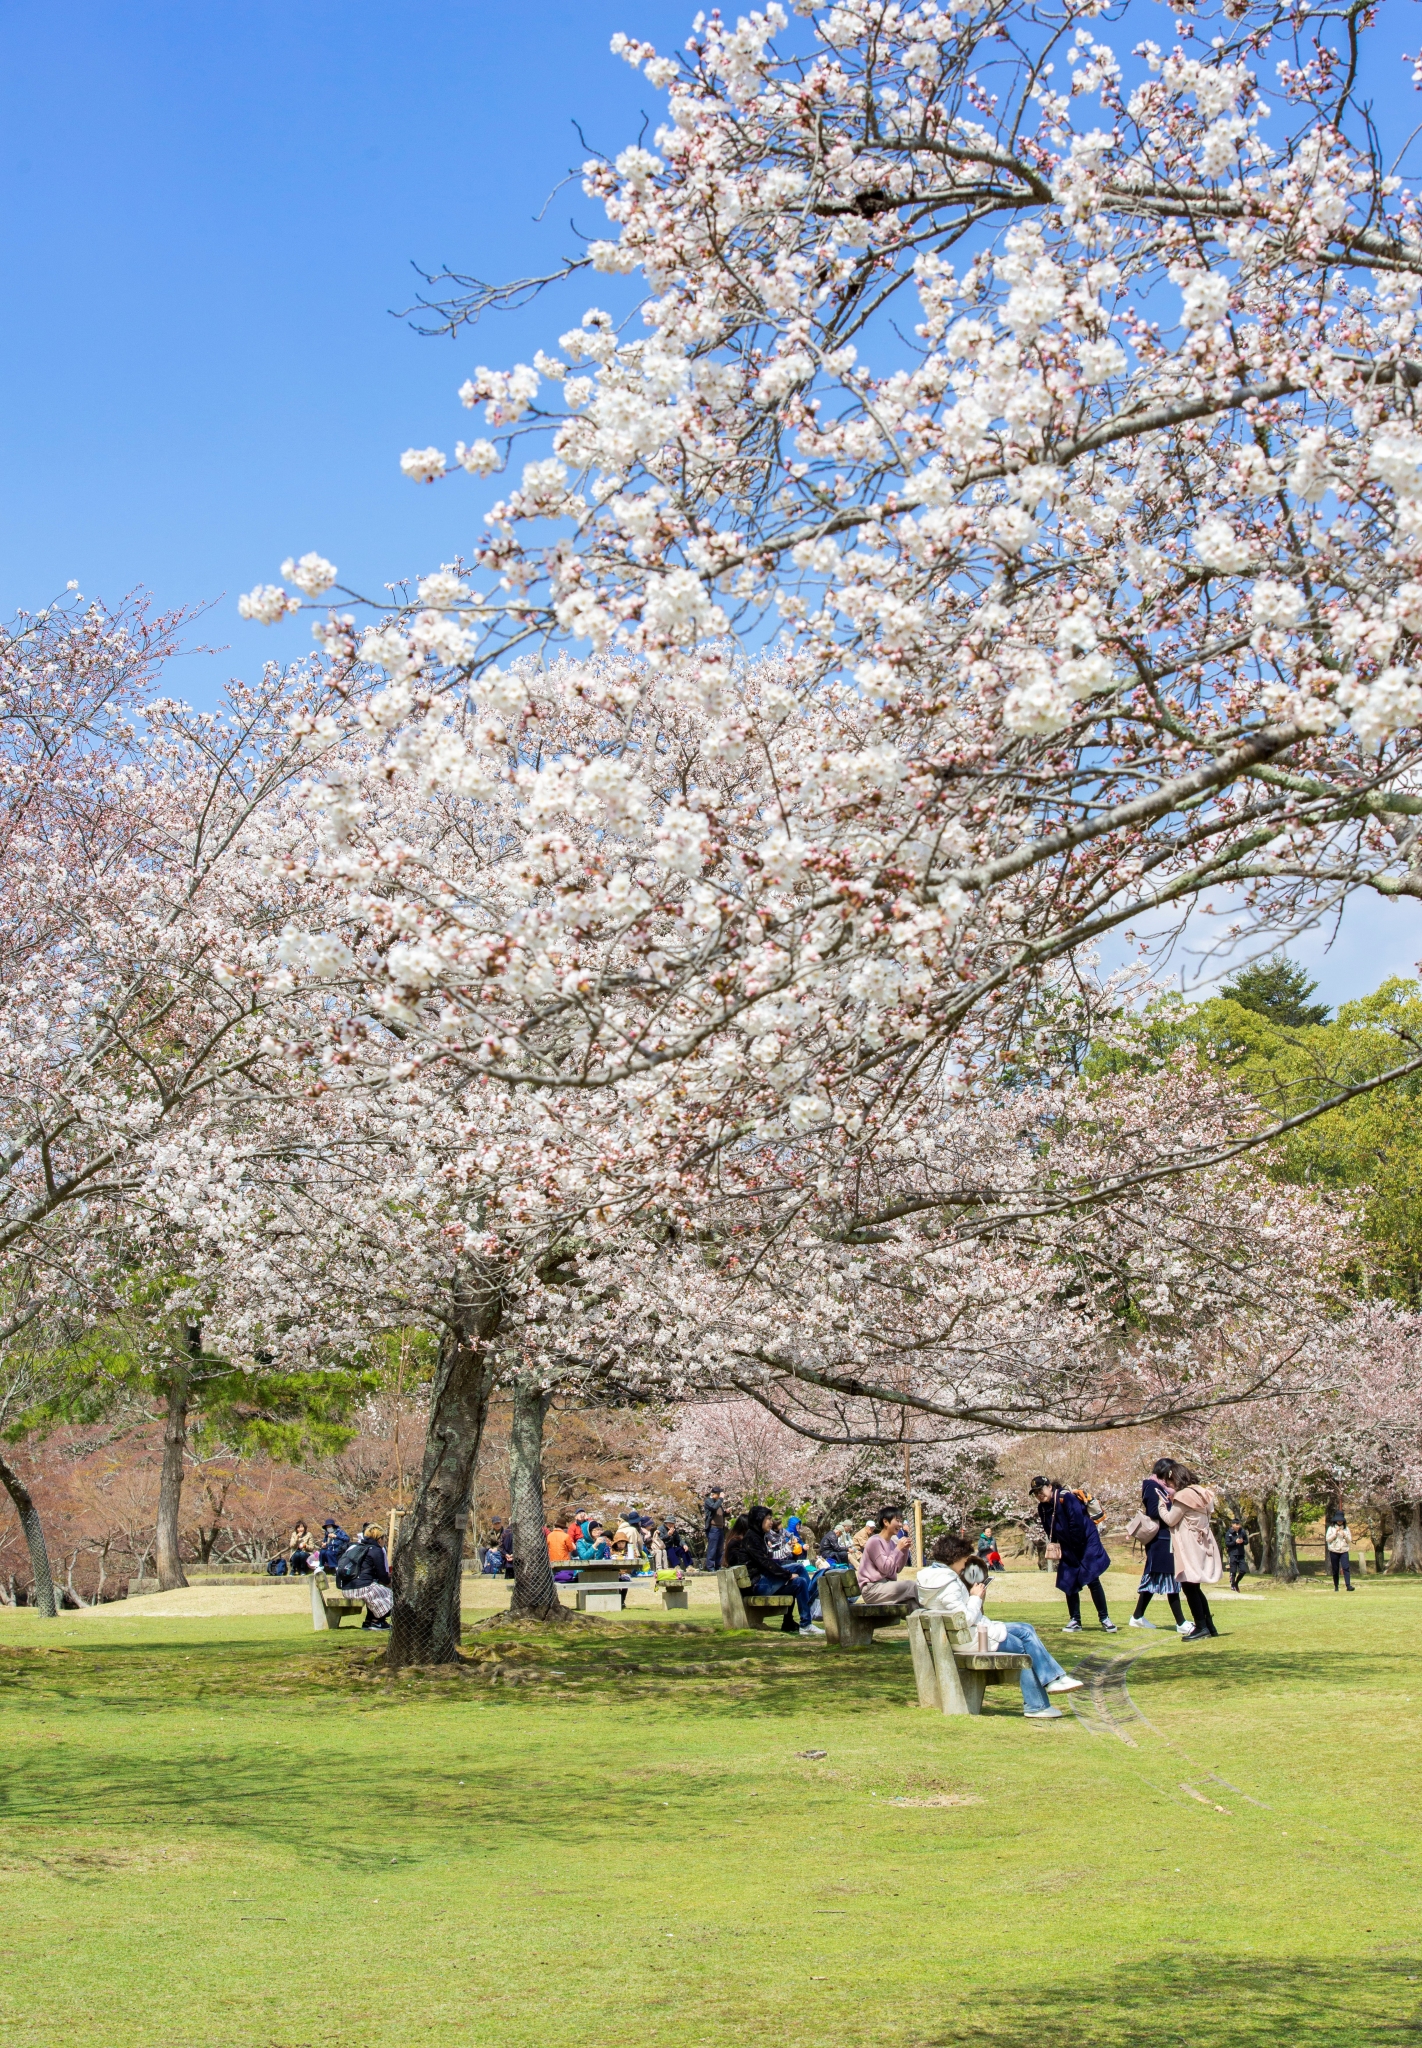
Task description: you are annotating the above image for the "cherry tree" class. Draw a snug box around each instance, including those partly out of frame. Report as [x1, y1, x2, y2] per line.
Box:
[227, 0, 1422, 1655]
[1185, 1300, 1422, 1576]
[166, 1051, 693, 1658]
[615, 1044, 1357, 1452]
[0, 593, 363, 1592]
[237, 0, 1422, 1147]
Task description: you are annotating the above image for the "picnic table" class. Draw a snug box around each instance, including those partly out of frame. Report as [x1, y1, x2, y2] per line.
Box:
[561, 1559, 636, 1612]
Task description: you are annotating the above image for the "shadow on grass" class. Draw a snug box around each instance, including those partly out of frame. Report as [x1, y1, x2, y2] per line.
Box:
[925, 1950, 1422, 2048]
[0, 1733, 818, 1866]
[1126, 1645, 1411, 1698]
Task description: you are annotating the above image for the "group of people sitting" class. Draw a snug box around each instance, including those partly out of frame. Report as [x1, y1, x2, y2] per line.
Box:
[268, 1518, 393, 1629]
[481, 1511, 695, 1580]
[725, 1502, 1081, 1716]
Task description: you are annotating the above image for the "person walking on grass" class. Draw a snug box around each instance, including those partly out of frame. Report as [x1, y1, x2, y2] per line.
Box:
[1031, 1477, 1117, 1634]
[918, 1533, 1084, 1720]
[1129, 1461, 1189, 1637]
[1226, 1522, 1250, 1592]
[1325, 1512, 1356, 1592]
[1155, 1463, 1222, 1641]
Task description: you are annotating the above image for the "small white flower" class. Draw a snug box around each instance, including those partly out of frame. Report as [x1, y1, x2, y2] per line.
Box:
[455, 439, 500, 475]
[1076, 337, 1126, 384]
[1250, 580, 1306, 630]
[400, 446, 447, 483]
[280, 552, 338, 598]
[988, 505, 1038, 555]
[237, 584, 299, 624]
[1193, 517, 1252, 574]
[1176, 270, 1230, 329]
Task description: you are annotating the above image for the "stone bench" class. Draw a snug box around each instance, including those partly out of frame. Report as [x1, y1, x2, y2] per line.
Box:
[310, 1569, 367, 1631]
[655, 1570, 690, 1610]
[715, 1565, 797, 1630]
[908, 1610, 1032, 1715]
[818, 1566, 918, 1648]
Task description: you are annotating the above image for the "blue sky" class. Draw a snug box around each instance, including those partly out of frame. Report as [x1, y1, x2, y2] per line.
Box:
[2, 0, 1418, 1006]
[0, 1, 687, 657]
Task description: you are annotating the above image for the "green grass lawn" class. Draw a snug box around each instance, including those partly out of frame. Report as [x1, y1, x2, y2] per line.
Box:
[1, 1568, 1419, 2046]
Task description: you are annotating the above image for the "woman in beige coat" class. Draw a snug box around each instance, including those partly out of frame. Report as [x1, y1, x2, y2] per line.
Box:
[1156, 1462, 1223, 1641]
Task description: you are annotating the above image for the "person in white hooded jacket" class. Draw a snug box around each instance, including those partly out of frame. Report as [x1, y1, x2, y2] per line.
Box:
[917, 1533, 1084, 1718]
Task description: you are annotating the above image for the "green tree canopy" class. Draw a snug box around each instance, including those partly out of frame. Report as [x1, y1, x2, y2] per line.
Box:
[1093, 976, 1422, 1305]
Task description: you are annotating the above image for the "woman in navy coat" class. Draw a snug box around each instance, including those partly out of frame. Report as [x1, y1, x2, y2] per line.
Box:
[1130, 1461, 1186, 1633]
[1031, 1477, 1117, 1633]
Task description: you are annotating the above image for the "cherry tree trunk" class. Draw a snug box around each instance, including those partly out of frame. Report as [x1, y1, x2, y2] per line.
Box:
[509, 1374, 561, 1621]
[154, 1373, 190, 1591]
[1386, 1501, 1422, 1573]
[387, 1279, 501, 1671]
[1272, 1492, 1299, 1583]
[0, 1448, 57, 1618]
[1255, 1499, 1276, 1578]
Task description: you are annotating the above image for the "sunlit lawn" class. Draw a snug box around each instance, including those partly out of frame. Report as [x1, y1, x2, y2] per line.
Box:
[0, 1564, 1419, 2046]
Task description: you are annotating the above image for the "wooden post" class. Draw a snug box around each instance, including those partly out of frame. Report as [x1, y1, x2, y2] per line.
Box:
[911, 1499, 924, 1572]
[388, 1507, 405, 1560]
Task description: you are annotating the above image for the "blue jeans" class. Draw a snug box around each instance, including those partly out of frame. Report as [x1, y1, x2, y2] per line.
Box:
[996, 1623, 1067, 1712]
[705, 1527, 725, 1571]
[754, 1570, 814, 1626]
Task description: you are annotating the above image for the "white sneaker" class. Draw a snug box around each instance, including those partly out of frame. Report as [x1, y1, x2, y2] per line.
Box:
[1100, 1619, 1119, 1633]
[1177, 1621, 1192, 1635]
[1128, 1615, 1156, 1629]
[800, 1623, 825, 1637]
[1062, 1618, 1083, 1633]
[1024, 1706, 1064, 1719]
[1046, 1675, 1084, 1693]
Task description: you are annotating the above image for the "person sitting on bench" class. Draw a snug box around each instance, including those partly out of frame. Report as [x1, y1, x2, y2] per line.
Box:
[856, 1507, 921, 1608]
[743, 1505, 824, 1637]
[917, 1533, 1083, 1719]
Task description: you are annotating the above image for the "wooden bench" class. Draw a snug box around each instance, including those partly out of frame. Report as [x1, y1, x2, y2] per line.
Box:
[818, 1566, 918, 1648]
[311, 1569, 366, 1631]
[715, 1565, 797, 1630]
[908, 1610, 1032, 1715]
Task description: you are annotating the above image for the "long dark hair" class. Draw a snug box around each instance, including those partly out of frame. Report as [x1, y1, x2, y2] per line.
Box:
[1162, 1460, 1198, 1488]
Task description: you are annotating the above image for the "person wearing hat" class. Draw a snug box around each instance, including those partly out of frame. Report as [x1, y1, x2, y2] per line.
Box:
[317, 1519, 351, 1572]
[1030, 1476, 1117, 1633]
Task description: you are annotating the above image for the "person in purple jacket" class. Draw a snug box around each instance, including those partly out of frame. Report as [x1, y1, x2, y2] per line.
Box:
[1031, 1477, 1118, 1634]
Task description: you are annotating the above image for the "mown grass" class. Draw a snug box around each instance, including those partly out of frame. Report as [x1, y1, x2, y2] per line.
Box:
[0, 1571, 1420, 2046]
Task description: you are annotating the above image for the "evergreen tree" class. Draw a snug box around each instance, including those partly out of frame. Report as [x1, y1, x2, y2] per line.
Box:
[1219, 956, 1331, 1029]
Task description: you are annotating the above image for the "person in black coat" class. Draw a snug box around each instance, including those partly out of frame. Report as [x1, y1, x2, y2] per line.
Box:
[1226, 1522, 1250, 1592]
[742, 1505, 822, 1635]
[340, 1522, 393, 1630]
[1031, 1477, 1117, 1633]
[1129, 1464, 1186, 1633]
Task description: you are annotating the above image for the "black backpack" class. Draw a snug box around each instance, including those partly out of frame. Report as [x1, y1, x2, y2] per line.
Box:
[266, 1557, 288, 1577]
[334, 1541, 369, 1590]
